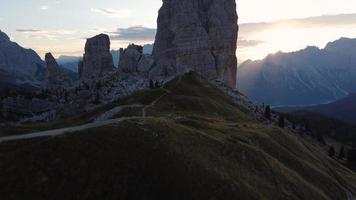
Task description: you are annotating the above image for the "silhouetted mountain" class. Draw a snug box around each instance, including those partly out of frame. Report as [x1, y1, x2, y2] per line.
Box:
[57, 55, 81, 72]
[111, 50, 120, 67]
[143, 44, 153, 54]
[237, 38, 356, 106]
[277, 93, 356, 125]
[0, 30, 46, 92]
[325, 37, 356, 56]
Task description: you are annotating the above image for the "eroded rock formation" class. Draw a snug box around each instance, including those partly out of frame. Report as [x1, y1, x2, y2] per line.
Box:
[152, 0, 238, 88]
[44, 53, 71, 88]
[80, 34, 114, 80]
[119, 44, 154, 74]
[119, 44, 143, 72]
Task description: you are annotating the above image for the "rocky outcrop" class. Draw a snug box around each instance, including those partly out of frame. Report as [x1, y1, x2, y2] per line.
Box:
[1, 97, 59, 121]
[80, 34, 114, 80]
[119, 44, 143, 72]
[119, 44, 154, 74]
[152, 0, 238, 88]
[45, 53, 71, 88]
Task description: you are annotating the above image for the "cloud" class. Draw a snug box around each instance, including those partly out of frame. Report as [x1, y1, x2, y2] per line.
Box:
[237, 39, 265, 48]
[240, 13, 356, 36]
[16, 29, 41, 33]
[16, 29, 79, 40]
[91, 8, 130, 18]
[39, 5, 49, 10]
[102, 14, 356, 45]
[237, 13, 356, 61]
[109, 26, 156, 41]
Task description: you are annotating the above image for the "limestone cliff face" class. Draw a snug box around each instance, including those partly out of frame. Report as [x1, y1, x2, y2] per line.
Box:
[80, 34, 114, 80]
[119, 44, 143, 73]
[152, 0, 238, 88]
[119, 44, 154, 74]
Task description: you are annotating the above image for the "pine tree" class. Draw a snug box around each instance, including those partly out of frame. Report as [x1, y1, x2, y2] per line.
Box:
[264, 106, 271, 120]
[316, 132, 326, 145]
[292, 123, 296, 130]
[278, 114, 285, 128]
[305, 121, 310, 131]
[154, 80, 159, 88]
[328, 146, 336, 158]
[339, 146, 345, 160]
[96, 81, 102, 90]
[348, 149, 356, 163]
[3, 87, 9, 99]
[149, 80, 154, 89]
[93, 93, 101, 105]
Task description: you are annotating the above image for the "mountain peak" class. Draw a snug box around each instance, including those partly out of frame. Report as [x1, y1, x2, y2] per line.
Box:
[325, 37, 356, 54]
[304, 46, 320, 52]
[0, 30, 10, 42]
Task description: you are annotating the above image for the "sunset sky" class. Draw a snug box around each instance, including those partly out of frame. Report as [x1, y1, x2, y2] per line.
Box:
[1, 0, 356, 62]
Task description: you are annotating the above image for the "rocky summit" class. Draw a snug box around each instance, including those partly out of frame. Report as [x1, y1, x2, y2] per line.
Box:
[44, 53, 71, 89]
[80, 34, 114, 80]
[152, 0, 238, 88]
[119, 44, 155, 74]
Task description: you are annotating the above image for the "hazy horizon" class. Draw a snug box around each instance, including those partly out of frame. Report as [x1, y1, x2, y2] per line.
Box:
[1, 0, 356, 61]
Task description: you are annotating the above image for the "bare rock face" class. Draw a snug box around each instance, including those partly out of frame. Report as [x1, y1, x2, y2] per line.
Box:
[45, 53, 71, 88]
[80, 34, 114, 80]
[119, 44, 143, 72]
[119, 44, 154, 74]
[152, 0, 238, 88]
[137, 54, 155, 73]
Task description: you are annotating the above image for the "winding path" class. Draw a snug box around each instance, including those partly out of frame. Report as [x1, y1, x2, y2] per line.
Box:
[0, 117, 140, 143]
[0, 88, 172, 144]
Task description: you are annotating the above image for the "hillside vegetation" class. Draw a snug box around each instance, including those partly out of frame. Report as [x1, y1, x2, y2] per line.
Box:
[0, 73, 355, 200]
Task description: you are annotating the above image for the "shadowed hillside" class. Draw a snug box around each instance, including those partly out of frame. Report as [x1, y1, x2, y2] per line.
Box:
[277, 93, 356, 126]
[0, 73, 355, 200]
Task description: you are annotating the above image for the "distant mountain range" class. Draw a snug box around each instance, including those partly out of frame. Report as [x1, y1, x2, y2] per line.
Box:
[277, 93, 356, 125]
[237, 37, 356, 107]
[57, 55, 81, 73]
[0, 31, 82, 92]
[0, 29, 154, 94]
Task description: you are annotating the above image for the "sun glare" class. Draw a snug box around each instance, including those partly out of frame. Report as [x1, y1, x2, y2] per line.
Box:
[238, 23, 356, 62]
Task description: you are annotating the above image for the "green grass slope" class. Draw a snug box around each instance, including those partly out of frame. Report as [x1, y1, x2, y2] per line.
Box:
[0, 73, 355, 200]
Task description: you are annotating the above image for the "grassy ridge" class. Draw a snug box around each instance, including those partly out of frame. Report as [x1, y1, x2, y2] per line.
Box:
[0, 73, 355, 199]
